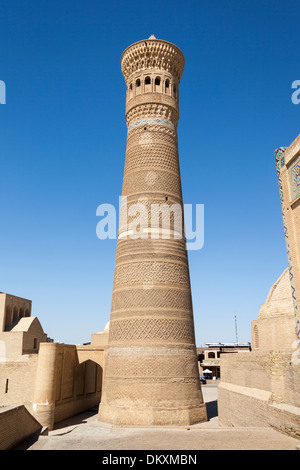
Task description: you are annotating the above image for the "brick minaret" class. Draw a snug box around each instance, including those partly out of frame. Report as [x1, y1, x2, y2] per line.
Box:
[98, 36, 207, 425]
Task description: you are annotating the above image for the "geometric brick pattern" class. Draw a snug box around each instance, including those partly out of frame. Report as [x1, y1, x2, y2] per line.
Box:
[109, 317, 196, 343]
[104, 351, 200, 378]
[113, 261, 191, 288]
[289, 153, 300, 201]
[111, 287, 193, 313]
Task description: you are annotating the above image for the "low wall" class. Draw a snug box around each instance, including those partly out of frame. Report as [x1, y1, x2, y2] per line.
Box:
[0, 405, 42, 450]
[218, 350, 300, 438]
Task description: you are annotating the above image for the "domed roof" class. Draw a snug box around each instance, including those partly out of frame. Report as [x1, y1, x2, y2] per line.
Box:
[258, 268, 294, 319]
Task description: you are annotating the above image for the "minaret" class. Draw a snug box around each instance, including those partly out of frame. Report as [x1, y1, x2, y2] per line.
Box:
[98, 36, 207, 425]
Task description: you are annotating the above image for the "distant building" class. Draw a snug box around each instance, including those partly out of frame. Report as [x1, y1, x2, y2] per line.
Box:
[197, 342, 251, 379]
[0, 292, 49, 359]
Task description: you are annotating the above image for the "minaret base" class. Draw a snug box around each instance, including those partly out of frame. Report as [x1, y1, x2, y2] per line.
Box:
[98, 403, 207, 426]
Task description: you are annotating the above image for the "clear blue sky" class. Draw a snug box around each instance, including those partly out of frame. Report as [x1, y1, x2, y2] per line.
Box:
[1, 0, 299, 345]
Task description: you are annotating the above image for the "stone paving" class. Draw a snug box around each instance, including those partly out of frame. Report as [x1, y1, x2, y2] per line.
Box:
[17, 384, 300, 451]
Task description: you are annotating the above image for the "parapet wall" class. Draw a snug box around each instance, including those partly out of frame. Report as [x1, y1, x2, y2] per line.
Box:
[218, 350, 300, 437]
[0, 405, 42, 450]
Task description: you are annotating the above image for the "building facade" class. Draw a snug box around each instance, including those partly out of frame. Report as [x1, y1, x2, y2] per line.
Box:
[275, 141, 300, 343]
[0, 292, 47, 360]
[197, 342, 251, 379]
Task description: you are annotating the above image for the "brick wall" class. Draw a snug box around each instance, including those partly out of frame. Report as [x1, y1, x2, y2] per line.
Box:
[218, 350, 300, 436]
[0, 405, 42, 450]
[0, 355, 38, 406]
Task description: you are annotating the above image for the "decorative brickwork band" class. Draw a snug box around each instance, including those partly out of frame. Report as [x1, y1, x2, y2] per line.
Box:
[128, 118, 176, 132]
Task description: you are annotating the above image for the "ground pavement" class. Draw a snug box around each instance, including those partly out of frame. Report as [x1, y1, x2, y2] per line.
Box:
[16, 384, 300, 451]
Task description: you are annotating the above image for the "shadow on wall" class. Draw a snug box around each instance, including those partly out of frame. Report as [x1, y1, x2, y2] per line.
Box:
[206, 400, 218, 420]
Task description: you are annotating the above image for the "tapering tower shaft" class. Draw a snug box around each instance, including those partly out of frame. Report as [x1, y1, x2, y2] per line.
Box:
[98, 36, 207, 425]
